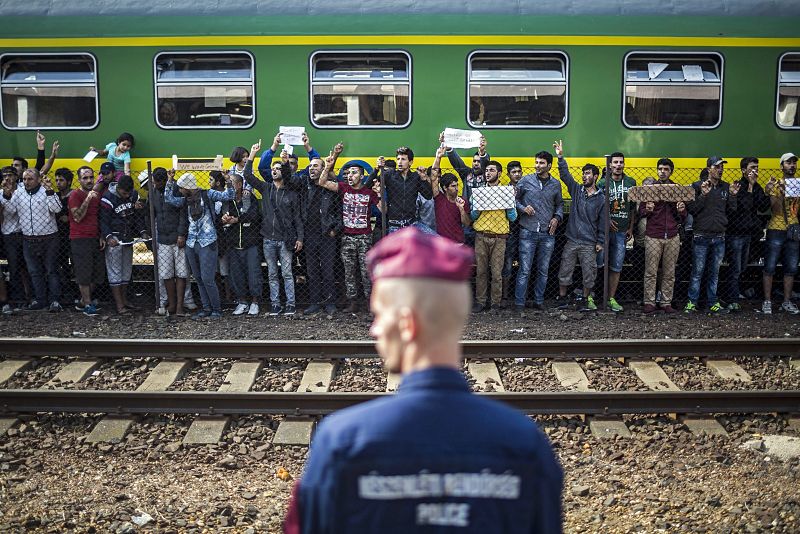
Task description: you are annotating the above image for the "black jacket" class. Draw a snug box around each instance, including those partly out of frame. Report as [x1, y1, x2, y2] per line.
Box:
[100, 189, 146, 242]
[298, 176, 342, 237]
[726, 178, 770, 236]
[219, 195, 262, 250]
[687, 179, 738, 237]
[242, 161, 304, 242]
[147, 186, 188, 245]
[366, 168, 433, 223]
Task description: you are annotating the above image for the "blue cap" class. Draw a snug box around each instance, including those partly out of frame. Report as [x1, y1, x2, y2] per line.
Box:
[337, 159, 374, 181]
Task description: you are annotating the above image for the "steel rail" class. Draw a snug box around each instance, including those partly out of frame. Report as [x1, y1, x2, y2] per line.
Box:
[1, 389, 798, 416]
[0, 337, 798, 360]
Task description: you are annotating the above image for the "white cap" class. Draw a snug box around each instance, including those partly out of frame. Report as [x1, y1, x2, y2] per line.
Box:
[780, 152, 798, 164]
[176, 172, 199, 190]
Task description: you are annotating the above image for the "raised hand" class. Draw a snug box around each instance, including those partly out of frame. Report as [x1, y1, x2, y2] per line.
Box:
[250, 139, 262, 155]
[36, 130, 45, 150]
[333, 142, 344, 156]
[700, 180, 712, 195]
[478, 135, 486, 156]
[324, 151, 335, 168]
[51, 140, 60, 156]
[730, 181, 741, 195]
[376, 156, 385, 169]
[676, 201, 686, 212]
[553, 139, 564, 158]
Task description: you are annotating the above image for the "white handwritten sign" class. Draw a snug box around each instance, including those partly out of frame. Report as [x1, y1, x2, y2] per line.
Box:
[282, 144, 294, 156]
[443, 128, 482, 149]
[471, 186, 515, 211]
[172, 155, 224, 171]
[279, 126, 305, 146]
[786, 178, 800, 198]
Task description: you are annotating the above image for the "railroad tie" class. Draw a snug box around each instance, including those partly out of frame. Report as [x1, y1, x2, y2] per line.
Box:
[706, 360, 752, 382]
[0, 359, 32, 387]
[85, 359, 192, 443]
[467, 360, 505, 392]
[386, 372, 401, 392]
[44, 359, 101, 388]
[0, 359, 32, 435]
[629, 359, 728, 437]
[183, 361, 264, 445]
[273, 360, 337, 446]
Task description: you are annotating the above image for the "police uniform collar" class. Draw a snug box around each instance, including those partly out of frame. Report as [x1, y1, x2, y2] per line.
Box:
[397, 367, 470, 393]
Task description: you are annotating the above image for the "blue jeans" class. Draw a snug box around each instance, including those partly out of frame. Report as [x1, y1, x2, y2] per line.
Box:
[687, 235, 725, 305]
[22, 235, 60, 304]
[263, 239, 295, 306]
[725, 235, 750, 301]
[764, 229, 800, 276]
[186, 241, 221, 313]
[596, 231, 627, 273]
[305, 233, 337, 305]
[514, 229, 555, 306]
[227, 246, 262, 301]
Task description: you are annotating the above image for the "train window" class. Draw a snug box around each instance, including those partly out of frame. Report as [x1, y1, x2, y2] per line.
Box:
[777, 53, 800, 129]
[623, 52, 723, 129]
[0, 53, 98, 130]
[154, 52, 254, 129]
[467, 51, 568, 128]
[310, 51, 411, 128]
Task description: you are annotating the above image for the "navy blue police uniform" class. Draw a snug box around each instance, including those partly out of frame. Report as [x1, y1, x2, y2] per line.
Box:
[297, 367, 563, 533]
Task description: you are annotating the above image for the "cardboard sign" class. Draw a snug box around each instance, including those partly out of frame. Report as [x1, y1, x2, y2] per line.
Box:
[471, 186, 515, 211]
[279, 126, 305, 146]
[627, 184, 695, 203]
[172, 155, 224, 171]
[443, 127, 482, 149]
[785, 178, 800, 198]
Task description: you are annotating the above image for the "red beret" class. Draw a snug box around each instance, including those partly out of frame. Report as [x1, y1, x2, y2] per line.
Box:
[367, 227, 474, 282]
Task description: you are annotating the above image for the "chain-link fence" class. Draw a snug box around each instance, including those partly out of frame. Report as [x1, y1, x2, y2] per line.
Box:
[1, 161, 797, 316]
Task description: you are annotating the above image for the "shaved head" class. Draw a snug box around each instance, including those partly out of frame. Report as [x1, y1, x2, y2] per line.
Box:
[370, 278, 470, 374]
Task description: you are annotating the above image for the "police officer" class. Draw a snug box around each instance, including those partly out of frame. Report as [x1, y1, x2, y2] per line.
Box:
[285, 227, 563, 534]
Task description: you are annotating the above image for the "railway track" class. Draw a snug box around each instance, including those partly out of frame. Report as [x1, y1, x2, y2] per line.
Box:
[0, 337, 798, 444]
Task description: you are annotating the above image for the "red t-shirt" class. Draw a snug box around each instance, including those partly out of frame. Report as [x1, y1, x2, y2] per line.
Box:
[68, 189, 100, 239]
[434, 194, 469, 243]
[339, 183, 379, 235]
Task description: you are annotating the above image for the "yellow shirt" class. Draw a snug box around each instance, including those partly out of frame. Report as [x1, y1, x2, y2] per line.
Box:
[767, 187, 799, 231]
[474, 209, 510, 234]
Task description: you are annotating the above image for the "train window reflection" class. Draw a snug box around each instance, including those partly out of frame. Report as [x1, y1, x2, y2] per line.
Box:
[0, 53, 98, 130]
[777, 53, 800, 129]
[154, 52, 254, 129]
[310, 51, 411, 128]
[468, 52, 568, 128]
[623, 52, 723, 129]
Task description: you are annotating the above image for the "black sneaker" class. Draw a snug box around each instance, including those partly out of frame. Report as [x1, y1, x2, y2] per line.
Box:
[553, 295, 570, 310]
[530, 302, 545, 311]
[269, 304, 282, 316]
[473, 302, 486, 313]
[284, 304, 296, 316]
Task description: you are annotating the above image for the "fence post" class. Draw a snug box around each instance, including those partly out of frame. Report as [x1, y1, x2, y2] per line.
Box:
[146, 161, 160, 310]
[380, 171, 387, 237]
[602, 154, 611, 311]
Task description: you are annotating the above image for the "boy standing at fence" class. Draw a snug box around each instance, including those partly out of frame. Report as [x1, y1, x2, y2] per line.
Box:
[471, 161, 517, 312]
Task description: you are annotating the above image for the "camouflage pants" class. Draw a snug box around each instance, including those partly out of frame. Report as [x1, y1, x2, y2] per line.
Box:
[341, 234, 372, 300]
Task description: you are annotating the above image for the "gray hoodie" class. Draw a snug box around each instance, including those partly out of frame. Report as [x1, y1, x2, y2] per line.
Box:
[557, 158, 606, 246]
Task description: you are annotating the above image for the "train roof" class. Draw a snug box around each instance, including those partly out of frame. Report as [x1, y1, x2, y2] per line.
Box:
[1, 0, 799, 17]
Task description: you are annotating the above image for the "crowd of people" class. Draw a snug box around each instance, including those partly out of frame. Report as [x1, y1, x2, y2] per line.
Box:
[1, 130, 798, 318]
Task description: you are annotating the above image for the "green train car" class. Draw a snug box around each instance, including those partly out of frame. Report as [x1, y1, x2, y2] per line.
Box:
[0, 0, 798, 173]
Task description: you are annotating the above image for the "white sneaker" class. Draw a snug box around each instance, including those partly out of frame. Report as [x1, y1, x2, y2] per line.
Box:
[761, 300, 772, 315]
[232, 303, 248, 316]
[2, 304, 12, 315]
[781, 301, 799, 315]
[156, 306, 168, 316]
[248, 302, 259, 316]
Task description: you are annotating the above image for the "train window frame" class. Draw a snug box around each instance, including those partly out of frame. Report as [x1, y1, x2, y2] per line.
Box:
[0, 52, 99, 131]
[622, 51, 724, 130]
[309, 50, 412, 130]
[776, 52, 800, 130]
[466, 50, 569, 129]
[153, 50, 256, 130]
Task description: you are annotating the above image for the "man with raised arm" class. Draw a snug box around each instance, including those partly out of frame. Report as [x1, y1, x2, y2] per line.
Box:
[552, 140, 606, 311]
[286, 227, 563, 534]
[319, 153, 381, 313]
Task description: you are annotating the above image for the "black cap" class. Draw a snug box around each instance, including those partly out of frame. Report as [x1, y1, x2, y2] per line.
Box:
[99, 162, 115, 174]
[706, 156, 728, 167]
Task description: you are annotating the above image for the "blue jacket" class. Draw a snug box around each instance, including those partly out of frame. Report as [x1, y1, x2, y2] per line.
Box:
[557, 157, 606, 246]
[298, 367, 563, 534]
[516, 172, 564, 233]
